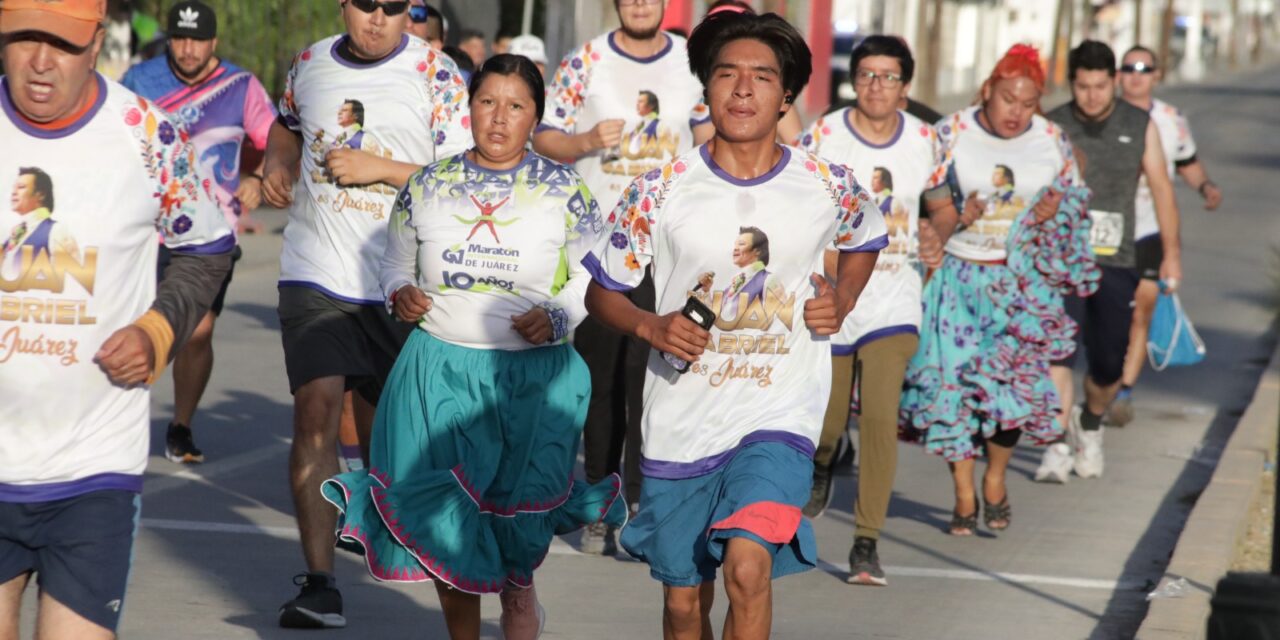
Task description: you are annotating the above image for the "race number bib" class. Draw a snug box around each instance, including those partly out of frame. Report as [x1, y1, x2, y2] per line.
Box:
[1089, 210, 1124, 256]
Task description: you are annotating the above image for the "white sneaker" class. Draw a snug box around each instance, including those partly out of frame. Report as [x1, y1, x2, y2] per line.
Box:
[1064, 404, 1082, 453]
[1075, 428, 1105, 478]
[1035, 442, 1074, 483]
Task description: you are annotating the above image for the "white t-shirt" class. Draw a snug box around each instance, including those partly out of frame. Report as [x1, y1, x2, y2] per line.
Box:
[0, 75, 233, 499]
[799, 108, 949, 352]
[381, 152, 603, 350]
[1135, 98, 1197, 240]
[939, 107, 1080, 262]
[278, 34, 472, 303]
[584, 145, 887, 478]
[541, 31, 709, 209]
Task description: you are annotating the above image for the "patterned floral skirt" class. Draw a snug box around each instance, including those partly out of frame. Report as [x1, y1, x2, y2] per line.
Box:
[899, 182, 1100, 462]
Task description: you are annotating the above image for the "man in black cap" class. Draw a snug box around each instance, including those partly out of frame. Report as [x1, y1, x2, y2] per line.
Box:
[122, 0, 277, 465]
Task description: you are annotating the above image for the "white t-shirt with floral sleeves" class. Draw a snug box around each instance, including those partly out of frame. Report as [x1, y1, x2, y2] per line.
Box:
[799, 108, 950, 352]
[0, 75, 232, 500]
[584, 145, 887, 479]
[540, 31, 709, 210]
[938, 107, 1080, 263]
[277, 34, 472, 304]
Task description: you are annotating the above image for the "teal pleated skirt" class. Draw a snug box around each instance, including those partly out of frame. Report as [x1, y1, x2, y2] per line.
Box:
[322, 330, 627, 594]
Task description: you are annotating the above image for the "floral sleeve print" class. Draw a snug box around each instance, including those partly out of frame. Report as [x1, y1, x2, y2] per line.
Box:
[540, 42, 600, 134]
[420, 49, 472, 157]
[126, 96, 232, 252]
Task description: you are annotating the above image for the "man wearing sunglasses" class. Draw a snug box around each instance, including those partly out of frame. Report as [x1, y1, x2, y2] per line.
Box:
[261, 0, 472, 628]
[1106, 44, 1223, 428]
[534, 0, 714, 557]
[1040, 40, 1182, 482]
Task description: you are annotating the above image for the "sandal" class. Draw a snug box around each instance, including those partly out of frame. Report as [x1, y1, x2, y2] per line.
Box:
[948, 493, 979, 536]
[984, 494, 1012, 531]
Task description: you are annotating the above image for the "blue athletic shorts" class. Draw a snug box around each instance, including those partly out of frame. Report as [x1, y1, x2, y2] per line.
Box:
[0, 490, 140, 632]
[619, 441, 817, 586]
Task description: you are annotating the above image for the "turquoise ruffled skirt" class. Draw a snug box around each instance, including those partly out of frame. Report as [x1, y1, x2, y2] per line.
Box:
[322, 330, 627, 593]
[899, 182, 1100, 461]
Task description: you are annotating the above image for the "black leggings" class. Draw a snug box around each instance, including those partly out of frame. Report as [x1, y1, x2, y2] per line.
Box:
[972, 428, 1022, 452]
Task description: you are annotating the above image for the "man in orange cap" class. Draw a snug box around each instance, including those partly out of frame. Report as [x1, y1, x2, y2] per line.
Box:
[0, 1, 233, 637]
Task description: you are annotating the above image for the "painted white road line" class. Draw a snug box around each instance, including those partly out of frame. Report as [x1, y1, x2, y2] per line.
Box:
[140, 518, 1132, 591]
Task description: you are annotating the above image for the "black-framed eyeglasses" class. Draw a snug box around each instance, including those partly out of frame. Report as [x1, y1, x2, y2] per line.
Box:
[852, 69, 904, 88]
[348, 0, 411, 17]
[1120, 62, 1157, 74]
[408, 4, 428, 23]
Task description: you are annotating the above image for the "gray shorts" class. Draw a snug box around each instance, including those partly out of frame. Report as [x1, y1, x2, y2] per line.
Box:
[277, 285, 412, 402]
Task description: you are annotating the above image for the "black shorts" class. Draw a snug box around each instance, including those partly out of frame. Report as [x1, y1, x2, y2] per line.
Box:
[1135, 235, 1163, 281]
[1052, 266, 1140, 386]
[278, 285, 412, 402]
[157, 244, 242, 316]
[0, 491, 139, 633]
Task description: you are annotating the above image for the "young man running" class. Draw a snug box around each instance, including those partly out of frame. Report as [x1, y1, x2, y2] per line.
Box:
[584, 12, 885, 638]
[1108, 44, 1223, 426]
[1037, 40, 1182, 482]
[122, 0, 276, 463]
[261, 0, 471, 628]
[534, 0, 713, 554]
[0, 1, 233, 637]
[797, 34, 951, 586]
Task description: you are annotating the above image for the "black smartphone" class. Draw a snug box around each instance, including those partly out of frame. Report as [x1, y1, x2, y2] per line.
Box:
[662, 296, 716, 374]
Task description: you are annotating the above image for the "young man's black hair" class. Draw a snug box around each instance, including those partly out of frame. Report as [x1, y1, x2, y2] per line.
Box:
[686, 11, 812, 108]
[1068, 40, 1117, 80]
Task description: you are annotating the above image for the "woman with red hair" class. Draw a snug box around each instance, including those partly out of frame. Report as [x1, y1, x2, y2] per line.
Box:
[898, 45, 1098, 536]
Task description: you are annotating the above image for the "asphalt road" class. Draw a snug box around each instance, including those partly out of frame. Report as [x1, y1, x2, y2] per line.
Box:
[19, 63, 1280, 639]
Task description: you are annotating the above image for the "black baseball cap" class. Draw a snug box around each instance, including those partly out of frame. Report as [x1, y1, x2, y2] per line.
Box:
[168, 0, 216, 39]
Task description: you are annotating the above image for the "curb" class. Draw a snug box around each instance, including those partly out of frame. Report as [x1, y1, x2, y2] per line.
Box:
[1137, 343, 1280, 638]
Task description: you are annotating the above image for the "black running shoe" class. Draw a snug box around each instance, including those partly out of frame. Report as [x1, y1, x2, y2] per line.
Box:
[802, 462, 834, 519]
[165, 423, 204, 464]
[847, 536, 887, 586]
[279, 573, 346, 629]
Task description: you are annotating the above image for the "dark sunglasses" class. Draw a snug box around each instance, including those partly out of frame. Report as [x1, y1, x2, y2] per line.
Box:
[347, 0, 410, 17]
[1119, 62, 1157, 74]
[409, 5, 428, 22]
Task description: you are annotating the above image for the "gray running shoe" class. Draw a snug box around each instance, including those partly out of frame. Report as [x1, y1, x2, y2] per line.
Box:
[847, 536, 888, 586]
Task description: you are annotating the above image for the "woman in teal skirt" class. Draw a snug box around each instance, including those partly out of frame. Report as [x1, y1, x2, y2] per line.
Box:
[321, 55, 626, 639]
[898, 46, 1099, 537]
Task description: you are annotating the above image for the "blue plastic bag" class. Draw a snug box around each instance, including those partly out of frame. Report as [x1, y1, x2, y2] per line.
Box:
[1147, 285, 1206, 370]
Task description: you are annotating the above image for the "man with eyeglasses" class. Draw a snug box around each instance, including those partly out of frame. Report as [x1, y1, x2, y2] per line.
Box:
[1105, 44, 1223, 428]
[534, 0, 714, 556]
[797, 34, 952, 587]
[121, 0, 276, 466]
[406, 0, 443, 50]
[260, 0, 471, 628]
[1038, 40, 1182, 482]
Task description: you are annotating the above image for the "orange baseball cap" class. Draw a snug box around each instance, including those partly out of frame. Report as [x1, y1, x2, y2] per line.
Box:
[0, 0, 108, 49]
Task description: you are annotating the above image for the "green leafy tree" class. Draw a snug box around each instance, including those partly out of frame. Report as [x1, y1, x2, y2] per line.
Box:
[135, 0, 344, 96]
